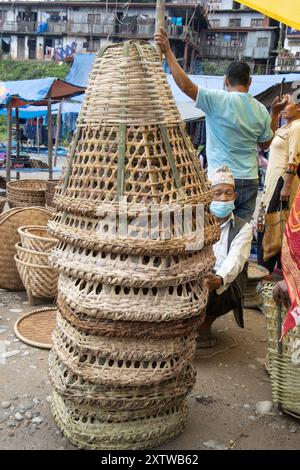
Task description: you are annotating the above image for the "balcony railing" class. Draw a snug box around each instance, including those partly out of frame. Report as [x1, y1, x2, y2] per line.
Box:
[275, 57, 300, 72]
[0, 20, 202, 47]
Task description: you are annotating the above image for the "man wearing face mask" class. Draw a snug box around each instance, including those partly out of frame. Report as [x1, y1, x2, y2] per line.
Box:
[197, 166, 253, 348]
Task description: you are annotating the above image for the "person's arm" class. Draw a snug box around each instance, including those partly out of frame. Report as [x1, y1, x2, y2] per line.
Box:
[155, 28, 198, 101]
[215, 222, 253, 295]
[258, 95, 289, 151]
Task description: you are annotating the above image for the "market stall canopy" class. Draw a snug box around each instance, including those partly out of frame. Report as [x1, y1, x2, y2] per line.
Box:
[0, 101, 81, 119]
[237, 0, 300, 30]
[2, 78, 84, 107]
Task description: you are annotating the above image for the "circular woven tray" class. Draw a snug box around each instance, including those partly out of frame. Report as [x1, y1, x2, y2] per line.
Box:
[14, 307, 57, 349]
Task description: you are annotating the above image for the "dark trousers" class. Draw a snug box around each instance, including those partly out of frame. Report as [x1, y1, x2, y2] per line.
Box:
[234, 178, 259, 223]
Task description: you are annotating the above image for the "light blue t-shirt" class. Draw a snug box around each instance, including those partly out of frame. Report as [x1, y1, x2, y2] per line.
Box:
[196, 87, 273, 179]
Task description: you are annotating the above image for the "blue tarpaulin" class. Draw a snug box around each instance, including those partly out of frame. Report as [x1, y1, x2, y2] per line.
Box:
[3, 78, 56, 105]
[0, 101, 81, 119]
[65, 53, 96, 88]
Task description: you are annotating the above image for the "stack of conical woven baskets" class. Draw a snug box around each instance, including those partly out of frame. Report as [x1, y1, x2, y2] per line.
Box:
[48, 41, 220, 449]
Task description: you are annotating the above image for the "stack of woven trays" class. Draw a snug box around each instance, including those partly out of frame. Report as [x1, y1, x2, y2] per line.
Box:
[7, 179, 46, 208]
[261, 282, 300, 418]
[15, 225, 58, 305]
[48, 41, 220, 449]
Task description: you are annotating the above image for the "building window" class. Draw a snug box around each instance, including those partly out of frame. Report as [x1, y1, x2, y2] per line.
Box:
[229, 18, 241, 27]
[251, 19, 263, 27]
[88, 14, 102, 24]
[210, 19, 220, 27]
[233, 1, 242, 9]
[257, 37, 269, 47]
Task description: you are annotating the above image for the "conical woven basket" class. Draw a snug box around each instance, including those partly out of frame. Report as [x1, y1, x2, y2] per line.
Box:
[49, 41, 219, 255]
[52, 391, 188, 450]
[0, 208, 52, 290]
[58, 272, 209, 322]
[52, 311, 196, 387]
[50, 241, 215, 288]
[49, 350, 196, 410]
[57, 295, 204, 339]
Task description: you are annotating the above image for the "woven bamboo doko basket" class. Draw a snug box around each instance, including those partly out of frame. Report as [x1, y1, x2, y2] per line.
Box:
[49, 41, 219, 450]
[261, 282, 300, 418]
[49, 41, 219, 255]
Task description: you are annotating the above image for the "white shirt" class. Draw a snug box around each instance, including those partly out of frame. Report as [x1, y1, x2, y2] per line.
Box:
[213, 213, 253, 295]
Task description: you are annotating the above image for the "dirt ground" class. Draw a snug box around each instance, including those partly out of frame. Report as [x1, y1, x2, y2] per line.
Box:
[1, 288, 300, 451]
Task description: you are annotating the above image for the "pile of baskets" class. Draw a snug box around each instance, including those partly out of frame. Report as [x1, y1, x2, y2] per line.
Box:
[7, 179, 47, 208]
[15, 225, 58, 304]
[261, 282, 300, 418]
[48, 41, 220, 449]
[45, 179, 59, 210]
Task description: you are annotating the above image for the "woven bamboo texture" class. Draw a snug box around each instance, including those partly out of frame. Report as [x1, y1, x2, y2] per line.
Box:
[57, 296, 204, 339]
[15, 242, 50, 266]
[7, 179, 46, 208]
[49, 350, 196, 410]
[18, 226, 58, 252]
[49, 40, 218, 448]
[261, 282, 300, 417]
[48, 209, 219, 256]
[15, 255, 58, 301]
[52, 392, 188, 450]
[52, 311, 196, 387]
[58, 273, 209, 322]
[14, 307, 56, 349]
[0, 208, 52, 290]
[50, 242, 215, 287]
[0, 196, 6, 214]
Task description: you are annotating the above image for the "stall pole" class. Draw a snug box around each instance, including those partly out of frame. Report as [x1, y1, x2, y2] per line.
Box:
[54, 100, 63, 168]
[48, 99, 53, 180]
[155, 0, 165, 61]
[6, 101, 12, 183]
[15, 107, 20, 160]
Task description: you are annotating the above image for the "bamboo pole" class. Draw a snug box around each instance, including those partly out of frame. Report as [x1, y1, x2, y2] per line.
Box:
[15, 107, 20, 159]
[155, 0, 165, 61]
[48, 99, 53, 180]
[54, 100, 63, 168]
[6, 101, 12, 183]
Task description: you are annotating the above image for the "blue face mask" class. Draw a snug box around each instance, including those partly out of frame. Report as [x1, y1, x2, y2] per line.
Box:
[210, 200, 235, 219]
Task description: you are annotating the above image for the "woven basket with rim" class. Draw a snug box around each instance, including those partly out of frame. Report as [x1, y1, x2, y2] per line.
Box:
[14, 255, 58, 302]
[52, 312, 196, 387]
[57, 295, 204, 339]
[18, 225, 58, 252]
[0, 207, 52, 291]
[58, 273, 208, 322]
[7, 179, 46, 208]
[52, 392, 188, 450]
[50, 241, 215, 288]
[15, 242, 50, 266]
[0, 196, 6, 214]
[49, 350, 195, 410]
[261, 282, 300, 417]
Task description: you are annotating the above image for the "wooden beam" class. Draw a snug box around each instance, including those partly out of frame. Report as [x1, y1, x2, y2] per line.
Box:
[48, 100, 53, 180]
[183, 42, 189, 72]
[15, 107, 20, 160]
[54, 101, 63, 168]
[6, 101, 12, 183]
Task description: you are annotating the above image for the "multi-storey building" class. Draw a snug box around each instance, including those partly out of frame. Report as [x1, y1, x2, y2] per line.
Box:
[0, 0, 208, 72]
[204, 0, 279, 73]
[275, 26, 300, 73]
